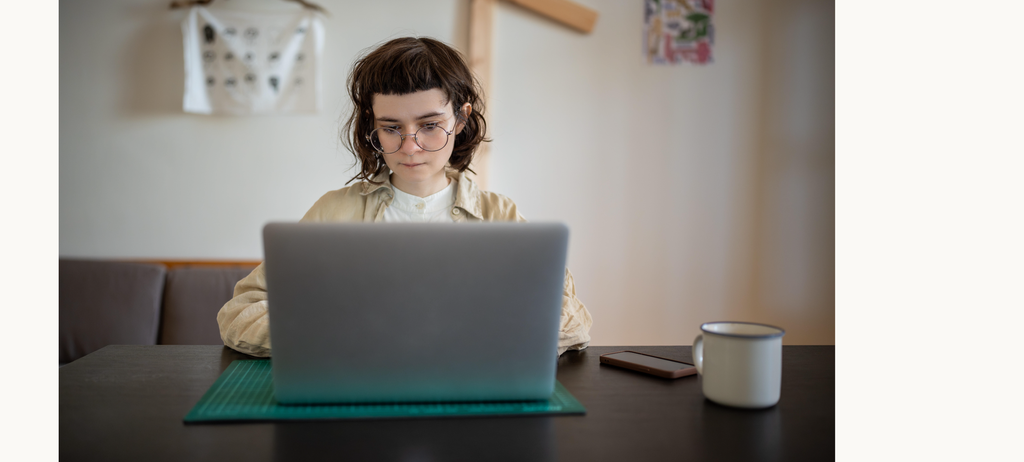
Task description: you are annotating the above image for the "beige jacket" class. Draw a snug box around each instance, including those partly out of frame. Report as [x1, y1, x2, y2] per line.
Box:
[217, 171, 593, 357]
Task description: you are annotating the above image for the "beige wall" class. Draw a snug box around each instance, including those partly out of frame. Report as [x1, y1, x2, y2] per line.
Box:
[60, 0, 834, 345]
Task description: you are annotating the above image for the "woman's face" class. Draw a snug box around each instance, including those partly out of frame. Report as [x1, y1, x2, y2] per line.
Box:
[371, 89, 470, 197]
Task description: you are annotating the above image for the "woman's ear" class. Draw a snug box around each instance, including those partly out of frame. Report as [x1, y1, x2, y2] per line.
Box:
[455, 103, 472, 135]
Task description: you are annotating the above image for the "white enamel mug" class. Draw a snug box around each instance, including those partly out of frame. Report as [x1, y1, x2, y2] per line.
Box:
[693, 322, 785, 409]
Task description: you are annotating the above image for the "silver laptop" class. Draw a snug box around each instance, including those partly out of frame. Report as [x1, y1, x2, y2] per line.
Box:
[263, 222, 568, 404]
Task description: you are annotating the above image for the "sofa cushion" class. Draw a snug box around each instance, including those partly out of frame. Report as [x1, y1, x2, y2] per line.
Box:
[159, 266, 257, 345]
[59, 260, 167, 364]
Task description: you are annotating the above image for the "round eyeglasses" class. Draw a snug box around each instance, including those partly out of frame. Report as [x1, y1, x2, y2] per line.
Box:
[367, 122, 455, 155]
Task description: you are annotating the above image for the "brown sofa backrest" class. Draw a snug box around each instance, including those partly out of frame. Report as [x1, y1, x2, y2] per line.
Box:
[59, 260, 167, 365]
[159, 265, 258, 345]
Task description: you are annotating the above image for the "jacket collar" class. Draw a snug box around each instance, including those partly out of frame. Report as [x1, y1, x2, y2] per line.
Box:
[359, 170, 394, 197]
[452, 170, 482, 219]
[359, 169, 483, 219]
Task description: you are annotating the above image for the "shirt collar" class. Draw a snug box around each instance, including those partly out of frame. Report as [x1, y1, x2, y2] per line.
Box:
[360, 169, 483, 219]
[390, 180, 456, 214]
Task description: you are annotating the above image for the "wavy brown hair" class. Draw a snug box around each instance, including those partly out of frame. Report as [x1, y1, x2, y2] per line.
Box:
[341, 37, 489, 184]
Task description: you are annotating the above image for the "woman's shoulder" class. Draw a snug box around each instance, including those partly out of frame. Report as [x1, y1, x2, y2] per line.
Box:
[454, 173, 525, 222]
[478, 190, 527, 222]
[301, 181, 381, 222]
[474, 188, 516, 207]
[321, 181, 377, 200]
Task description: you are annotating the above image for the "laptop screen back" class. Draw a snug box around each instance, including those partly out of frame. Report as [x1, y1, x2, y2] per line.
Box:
[263, 222, 568, 404]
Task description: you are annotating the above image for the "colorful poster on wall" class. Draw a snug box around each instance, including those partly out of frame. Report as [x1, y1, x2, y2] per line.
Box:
[644, 0, 714, 65]
[182, 6, 324, 115]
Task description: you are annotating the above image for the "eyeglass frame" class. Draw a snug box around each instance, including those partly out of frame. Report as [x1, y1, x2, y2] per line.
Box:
[365, 115, 461, 155]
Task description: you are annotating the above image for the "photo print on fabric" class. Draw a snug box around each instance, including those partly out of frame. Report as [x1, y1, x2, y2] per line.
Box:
[182, 5, 324, 115]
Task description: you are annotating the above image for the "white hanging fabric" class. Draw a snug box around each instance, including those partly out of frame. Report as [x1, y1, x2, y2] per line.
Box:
[182, 6, 324, 115]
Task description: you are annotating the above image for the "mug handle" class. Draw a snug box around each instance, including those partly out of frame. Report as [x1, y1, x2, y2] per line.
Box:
[693, 334, 704, 375]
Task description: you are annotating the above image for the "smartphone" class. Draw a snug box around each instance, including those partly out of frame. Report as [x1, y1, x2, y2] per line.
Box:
[599, 351, 698, 379]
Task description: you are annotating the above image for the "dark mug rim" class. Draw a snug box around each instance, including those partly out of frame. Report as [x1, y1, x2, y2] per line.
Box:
[700, 321, 786, 339]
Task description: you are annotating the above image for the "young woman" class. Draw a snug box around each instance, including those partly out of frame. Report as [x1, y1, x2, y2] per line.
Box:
[217, 37, 592, 357]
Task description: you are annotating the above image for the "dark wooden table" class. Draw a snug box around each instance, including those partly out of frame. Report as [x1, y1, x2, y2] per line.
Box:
[60, 345, 833, 461]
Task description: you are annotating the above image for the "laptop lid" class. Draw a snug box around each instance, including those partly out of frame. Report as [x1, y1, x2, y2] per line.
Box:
[263, 222, 568, 404]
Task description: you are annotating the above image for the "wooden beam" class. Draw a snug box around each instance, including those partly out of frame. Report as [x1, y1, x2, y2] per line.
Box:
[468, 0, 495, 190]
[466, 0, 598, 190]
[130, 260, 261, 270]
[504, 0, 599, 34]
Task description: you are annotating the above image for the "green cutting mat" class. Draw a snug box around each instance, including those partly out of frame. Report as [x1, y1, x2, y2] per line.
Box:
[184, 360, 586, 423]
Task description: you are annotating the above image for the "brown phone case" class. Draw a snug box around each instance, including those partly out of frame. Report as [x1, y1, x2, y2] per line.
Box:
[599, 350, 698, 379]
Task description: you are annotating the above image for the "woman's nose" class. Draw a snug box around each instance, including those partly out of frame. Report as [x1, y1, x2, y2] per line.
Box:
[399, 133, 421, 154]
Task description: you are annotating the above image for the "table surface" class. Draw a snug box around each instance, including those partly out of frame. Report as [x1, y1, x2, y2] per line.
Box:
[60, 345, 834, 462]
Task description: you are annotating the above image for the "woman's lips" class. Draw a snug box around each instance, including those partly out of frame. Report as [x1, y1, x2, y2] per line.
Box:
[400, 162, 425, 168]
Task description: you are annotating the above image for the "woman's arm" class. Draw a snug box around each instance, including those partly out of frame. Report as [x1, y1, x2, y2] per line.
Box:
[216, 186, 366, 357]
[477, 189, 593, 356]
[216, 263, 272, 357]
[558, 268, 593, 356]
[217, 256, 595, 357]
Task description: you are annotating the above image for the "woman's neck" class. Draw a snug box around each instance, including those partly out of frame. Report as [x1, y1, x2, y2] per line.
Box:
[390, 174, 451, 198]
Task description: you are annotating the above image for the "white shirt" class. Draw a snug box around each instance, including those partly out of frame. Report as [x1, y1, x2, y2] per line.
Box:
[383, 180, 457, 223]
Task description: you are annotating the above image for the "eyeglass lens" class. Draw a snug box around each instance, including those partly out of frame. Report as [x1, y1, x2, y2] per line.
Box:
[370, 125, 450, 154]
